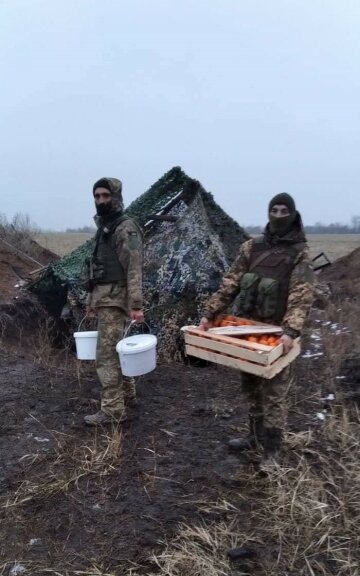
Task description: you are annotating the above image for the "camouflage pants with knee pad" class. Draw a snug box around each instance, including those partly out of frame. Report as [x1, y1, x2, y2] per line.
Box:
[96, 307, 127, 417]
[241, 365, 294, 430]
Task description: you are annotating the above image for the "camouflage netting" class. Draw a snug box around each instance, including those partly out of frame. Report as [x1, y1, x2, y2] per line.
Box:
[30, 167, 250, 360]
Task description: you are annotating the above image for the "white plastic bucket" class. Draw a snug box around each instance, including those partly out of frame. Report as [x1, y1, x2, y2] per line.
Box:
[116, 334, 157, 377]
[74, 330, 98, 360]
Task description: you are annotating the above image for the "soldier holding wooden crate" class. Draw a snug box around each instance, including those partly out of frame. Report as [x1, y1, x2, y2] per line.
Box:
[199, 193, 314, 470]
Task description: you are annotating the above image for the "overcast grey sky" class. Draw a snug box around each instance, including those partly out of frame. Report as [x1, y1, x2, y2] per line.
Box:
[1, 0, 359, 229]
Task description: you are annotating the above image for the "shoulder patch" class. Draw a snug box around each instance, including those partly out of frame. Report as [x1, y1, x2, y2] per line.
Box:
[127, 230, 140, 250]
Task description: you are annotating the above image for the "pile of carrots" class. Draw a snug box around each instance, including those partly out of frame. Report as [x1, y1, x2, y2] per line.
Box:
[212, 315, 281, 348]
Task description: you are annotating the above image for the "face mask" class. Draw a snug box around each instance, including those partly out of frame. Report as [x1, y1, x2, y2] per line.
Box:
[269, 213, 295, 236]
[96, 202, 112, 216]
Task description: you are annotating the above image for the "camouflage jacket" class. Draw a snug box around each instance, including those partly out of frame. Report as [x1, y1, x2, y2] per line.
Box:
[203, 237, 314, 337]
[87, 217, 143, 312]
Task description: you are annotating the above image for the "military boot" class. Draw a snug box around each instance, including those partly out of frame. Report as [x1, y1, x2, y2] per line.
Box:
[228, 416, 264, 451]
[259, 427, 283, 472]
[84, 410, 127, 426]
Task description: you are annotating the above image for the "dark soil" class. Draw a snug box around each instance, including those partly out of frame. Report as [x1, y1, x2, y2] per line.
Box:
[0, 238, 57, 304]
[1, 246, 359, 575]
[320, 246, 360, 299]
[0, 339, 321, 575]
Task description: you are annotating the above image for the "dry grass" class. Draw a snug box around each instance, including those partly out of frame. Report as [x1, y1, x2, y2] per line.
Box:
[0, 563, 119, 576]
[0, 422, 125, 575]
[138, 406, 359, 576]
[1, 426, 124, 510]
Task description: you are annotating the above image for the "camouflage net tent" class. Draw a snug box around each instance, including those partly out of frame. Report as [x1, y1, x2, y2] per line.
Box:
[31, 167, 250, 359]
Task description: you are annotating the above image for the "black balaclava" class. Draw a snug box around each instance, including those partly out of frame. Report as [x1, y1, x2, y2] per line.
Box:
[268, 192, 297, 236]
[93, 177, 123, 219]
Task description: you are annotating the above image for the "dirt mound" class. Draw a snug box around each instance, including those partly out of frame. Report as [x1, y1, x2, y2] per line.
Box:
[0, 238, 57, 305]
[319, 245, 360, 298]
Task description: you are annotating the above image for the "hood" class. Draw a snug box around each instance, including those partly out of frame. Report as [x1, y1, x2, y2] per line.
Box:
[93, 177, 124, 224]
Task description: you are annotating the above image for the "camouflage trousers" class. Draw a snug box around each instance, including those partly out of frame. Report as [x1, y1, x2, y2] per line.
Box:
[96, 307, 136, 417]
[241, 365, 294, 430]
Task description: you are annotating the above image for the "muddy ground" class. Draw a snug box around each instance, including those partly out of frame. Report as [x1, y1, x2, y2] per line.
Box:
[0, 242, 359, 575]
[0, 325, 332, 576]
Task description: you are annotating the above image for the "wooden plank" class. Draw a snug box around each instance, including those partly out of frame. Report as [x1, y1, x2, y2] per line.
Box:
[29, 265, 48, 275]
[265, 344, 283, 365]
[185, 345, 273, 377]
[184, 333, 270, 365]
[262, 339, 301, 379]
[208, 325, 283, 336]
[183, 327, 273, 352]
[185, 337, 301, 380]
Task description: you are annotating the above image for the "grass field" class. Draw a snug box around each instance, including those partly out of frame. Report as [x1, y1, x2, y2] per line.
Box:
[307, 233, 360, 262]
[36, 232, 93, 256]
[37, 232, 360, 261]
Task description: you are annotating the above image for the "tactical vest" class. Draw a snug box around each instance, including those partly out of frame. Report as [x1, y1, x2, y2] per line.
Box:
[89, 214, 137, 287]
[235, 237, 305, 323]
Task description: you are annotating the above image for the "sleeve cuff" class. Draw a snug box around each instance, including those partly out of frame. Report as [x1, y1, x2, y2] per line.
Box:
[282, 326, 301, 339]
[202, 311, 216, 321]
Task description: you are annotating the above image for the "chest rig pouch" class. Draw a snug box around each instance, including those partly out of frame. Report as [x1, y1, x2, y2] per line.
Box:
[235, 273, 260, 314]
[236, 239, 304, 323]
[255, 277, 280, 319]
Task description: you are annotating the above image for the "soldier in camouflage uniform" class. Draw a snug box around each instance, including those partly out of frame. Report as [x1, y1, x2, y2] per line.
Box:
[200, 193, 314, 468]
[84, 178, 143, 426]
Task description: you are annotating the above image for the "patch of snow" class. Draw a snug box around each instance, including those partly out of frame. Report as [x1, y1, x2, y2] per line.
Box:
[33, 437, 50, 443]
[316, 412, 326, 421]
[301, 352, 324, 359]
[9, 564, 27, 576]
[28, 538, 41, 546]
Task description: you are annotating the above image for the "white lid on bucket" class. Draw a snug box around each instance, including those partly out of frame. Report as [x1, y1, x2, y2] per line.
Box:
[74, 331, 98, 338]
[116, 334, 157, 355]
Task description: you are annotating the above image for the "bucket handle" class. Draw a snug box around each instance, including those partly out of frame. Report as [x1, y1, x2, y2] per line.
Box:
[124, 320, 151, 338]
[77, 315, 97, 332]
[77, 317, 150, 336]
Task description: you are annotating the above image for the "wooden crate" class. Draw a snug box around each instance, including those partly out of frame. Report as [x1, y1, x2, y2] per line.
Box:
[181, 326, 300, 379]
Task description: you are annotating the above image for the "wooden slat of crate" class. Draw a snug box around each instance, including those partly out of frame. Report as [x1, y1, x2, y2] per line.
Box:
[184, 332, 277, 366]
[208, 325, 283, 337]
[185, 340, 300, 379]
